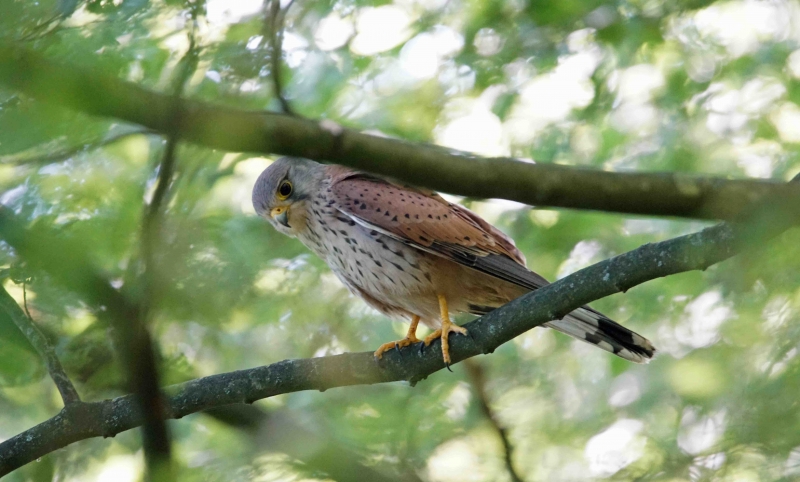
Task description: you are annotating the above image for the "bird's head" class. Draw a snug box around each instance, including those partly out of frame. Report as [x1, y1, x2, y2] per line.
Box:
[251, 157, 324, 237]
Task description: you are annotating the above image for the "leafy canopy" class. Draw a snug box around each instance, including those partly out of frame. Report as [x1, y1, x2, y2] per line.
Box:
[2, 0, 800, 480]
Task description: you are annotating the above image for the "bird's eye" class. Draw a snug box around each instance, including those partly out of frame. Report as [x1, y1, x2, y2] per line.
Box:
[277, 180, 293, 200]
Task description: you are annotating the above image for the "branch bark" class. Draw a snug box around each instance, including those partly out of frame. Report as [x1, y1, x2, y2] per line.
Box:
[0, 43, 799, 221]
[0, 202, 792, 476]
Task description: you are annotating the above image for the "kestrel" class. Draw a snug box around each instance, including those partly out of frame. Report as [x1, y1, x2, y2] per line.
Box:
[252, 158, 655, 367]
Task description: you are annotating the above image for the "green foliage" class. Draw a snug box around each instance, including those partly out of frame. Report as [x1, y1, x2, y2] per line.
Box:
[2, 0, 800, 481]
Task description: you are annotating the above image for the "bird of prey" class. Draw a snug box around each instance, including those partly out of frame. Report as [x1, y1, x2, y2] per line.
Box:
[252, 158, 655, 367]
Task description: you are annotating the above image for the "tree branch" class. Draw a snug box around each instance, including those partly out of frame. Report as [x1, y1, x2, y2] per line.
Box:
[0, 43, 798, 221]
[0, 285, 81, 406]
[0, 199, 793, 475]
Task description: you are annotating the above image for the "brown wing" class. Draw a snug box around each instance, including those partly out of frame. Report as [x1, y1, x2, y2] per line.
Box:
[329, 171, 550, 290]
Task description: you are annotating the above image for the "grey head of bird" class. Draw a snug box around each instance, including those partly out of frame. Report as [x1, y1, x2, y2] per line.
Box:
[251, 157, 326, 237]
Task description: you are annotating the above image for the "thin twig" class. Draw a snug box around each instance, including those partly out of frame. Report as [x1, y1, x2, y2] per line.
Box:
[0, 129, 155, 167]
[141, 11, 200, 299]
[18, 13, 62, 42]
[265, 0, 295, 115]
[22, 280, 32, 320]
[0, 284, 80, 405]
[464, 360, 523, 482]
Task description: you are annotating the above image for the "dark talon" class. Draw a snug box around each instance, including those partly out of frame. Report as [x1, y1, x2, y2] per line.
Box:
[419, 343, 425, 354]
[395, 342, 402, 356]
[445, 362, 453, 372]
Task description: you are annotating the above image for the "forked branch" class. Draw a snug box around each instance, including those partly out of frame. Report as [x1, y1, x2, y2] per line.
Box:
[0, 285, 80, 406]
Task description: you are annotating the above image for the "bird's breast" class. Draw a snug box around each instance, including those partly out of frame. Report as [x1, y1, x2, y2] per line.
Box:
[297, 201, 435, 307]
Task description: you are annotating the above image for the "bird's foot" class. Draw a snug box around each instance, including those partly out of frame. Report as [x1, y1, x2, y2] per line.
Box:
[375, 315, 422, 359]
[423, 320, 468, 366]
[374, 335, 422, 359]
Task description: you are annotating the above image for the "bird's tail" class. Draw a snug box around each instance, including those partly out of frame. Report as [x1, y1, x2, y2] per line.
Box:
[468, 302, 656, 363]
[544, 307, 655, 363]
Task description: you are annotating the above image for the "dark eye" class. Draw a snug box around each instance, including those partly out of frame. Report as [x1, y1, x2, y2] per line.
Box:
[278, 180, 293, 199]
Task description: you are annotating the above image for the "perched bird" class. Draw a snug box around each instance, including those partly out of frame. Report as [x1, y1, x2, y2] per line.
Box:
[252, 158, 655, 367]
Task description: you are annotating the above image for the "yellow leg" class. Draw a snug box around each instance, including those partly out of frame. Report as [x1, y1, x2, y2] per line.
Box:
[423, 294, 468, 366]
[374, 315, 422, 359]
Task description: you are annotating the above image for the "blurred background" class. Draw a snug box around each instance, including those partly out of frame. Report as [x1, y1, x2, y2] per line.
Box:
[2, 0, 800, 480]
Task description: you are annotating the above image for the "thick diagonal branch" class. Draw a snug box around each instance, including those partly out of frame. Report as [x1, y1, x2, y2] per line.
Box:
[0, 44, 799, 221]
[0, 286, 80, 405]
[0, 206, 790, 476]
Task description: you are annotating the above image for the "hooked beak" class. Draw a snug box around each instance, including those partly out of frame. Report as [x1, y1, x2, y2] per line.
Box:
[270, 206, 290, 228]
